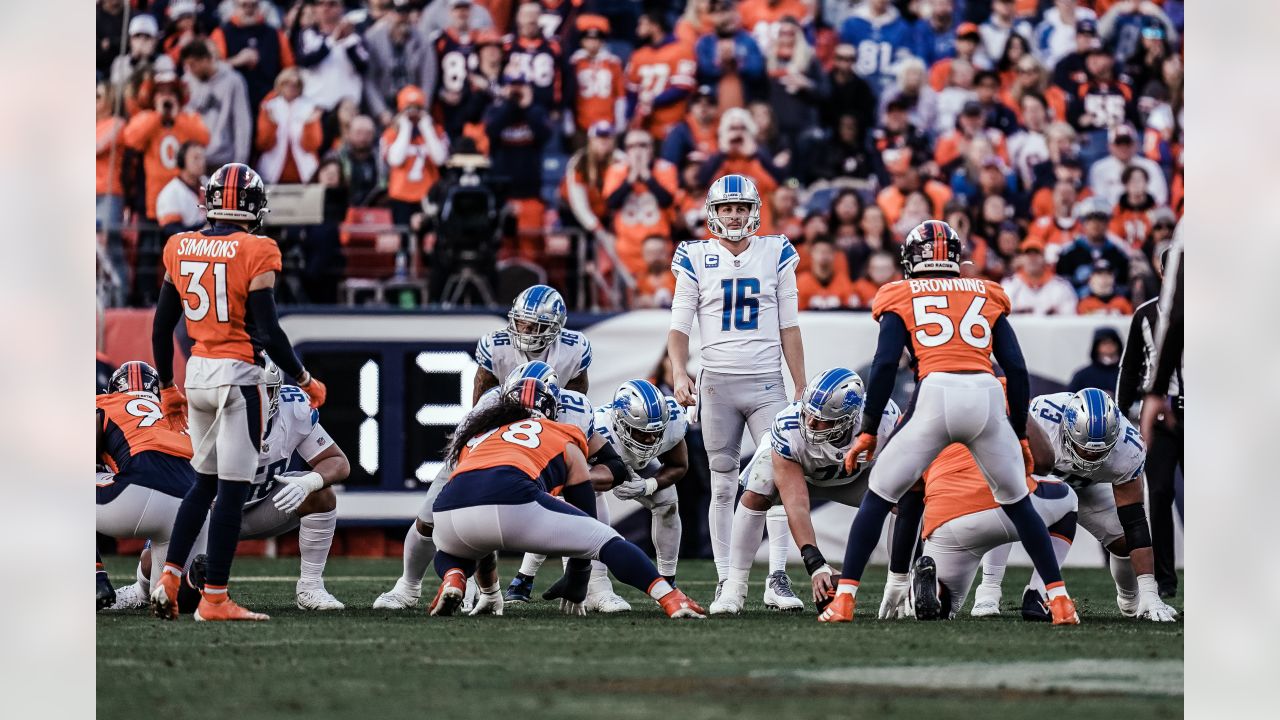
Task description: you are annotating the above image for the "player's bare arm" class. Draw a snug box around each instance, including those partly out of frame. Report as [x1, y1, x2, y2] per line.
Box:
[666, 329, 696, 406]
[779, 326, 806, 401]
[565, 371, 589, 395]
[769, 450, 830, 601]
[653, 440, 689, 490]
[473, 366, 499, 405]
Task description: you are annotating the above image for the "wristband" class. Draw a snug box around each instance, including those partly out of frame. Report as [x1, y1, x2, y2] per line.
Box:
[800, 544, 826, 576]
[643, 478, 659, 496]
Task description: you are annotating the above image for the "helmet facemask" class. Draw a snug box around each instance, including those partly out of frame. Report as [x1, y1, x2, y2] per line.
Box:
[263, 360, 283, 420]
[706, 200, 761, 242]
[616, 412, 667, 462]
[1062, 433, 1113, 472]
[507, 312, 561, 353]
[800, 405, 857, 445]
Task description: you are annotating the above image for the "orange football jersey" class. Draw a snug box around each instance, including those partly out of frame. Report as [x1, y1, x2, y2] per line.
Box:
[923, 442, 1038, 539]
[601, 159, 680, 278]
[162, 227, 283, 365]
[453, 418, 588, 480]
[797, 271, 857, 310]
[122, 110, 211, 220]
[871, 277, 1013, 377]
[97, 393, 193, 471]
[381, 124, 444, 203]
[626, 41, 697, 139]
[738, 0, 812, 48]
[569, 48, 625, 132]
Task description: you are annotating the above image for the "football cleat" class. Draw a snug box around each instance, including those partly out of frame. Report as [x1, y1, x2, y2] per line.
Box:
[658, 589, 706, 619]
[912, 556, 943, 621]
[585, 591, 632, 614]
[429, 569, 467, 617]
[817, 592, 855, 623]
[1049, 595, 1081, 625]
[107, 582, 147, 611]
[763, 571, 804, 611]
[193, 596, 270, 622]
[504, 573, 535, 604]
[373, 579, 421, 609]
[150, 571, 182, 620]
[970, 599, 1001, 617]
[296, 585, 345, 611]
[97, 570, 116, 611]
[713, 579, 725, 601]
[1020, 587, 1051, 623]
[708, 581, 746, 615]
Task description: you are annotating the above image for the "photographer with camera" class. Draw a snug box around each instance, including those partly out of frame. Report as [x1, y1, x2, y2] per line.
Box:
[602, 129, 679, 280]
[382, 84, 450, 232]
[485, 73, 551, 260]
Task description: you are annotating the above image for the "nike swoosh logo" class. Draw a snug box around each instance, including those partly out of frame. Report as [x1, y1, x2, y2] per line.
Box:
[764, 385, 776, 391]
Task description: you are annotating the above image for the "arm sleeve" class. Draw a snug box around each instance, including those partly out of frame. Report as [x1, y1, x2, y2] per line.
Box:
[669, 273, 699, 334]
[777, 266, 799, 329]
[859, 312, 909, 436]
[605, 178, 634, 210]
[385, 125, 412, 167]
[246, 288, 306, 378]
[1114, 308, 1147, 412]
[151, 281, 183, 384]
[1147, 242, 1183, 396]
[990, 315, 1030, 439]
[644, 174, 674, 207]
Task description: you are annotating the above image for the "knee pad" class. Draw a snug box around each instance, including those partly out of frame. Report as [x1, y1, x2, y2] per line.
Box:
[1047, 511, 1077, 541]
[415, 518, 434, 537]
[708, 453, 739, 475]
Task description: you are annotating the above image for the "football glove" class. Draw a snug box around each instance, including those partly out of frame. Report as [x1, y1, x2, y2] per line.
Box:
[469, 585, 504, 616]
[613, 469, 657, 500]
[842, 433, 878, 474]
[298, 374, 327, 409]
[160, 386, 187, 426]
[272, 471, 324, 514]
[1136, 575, 1179, 622]
[878, 571, 911, 620]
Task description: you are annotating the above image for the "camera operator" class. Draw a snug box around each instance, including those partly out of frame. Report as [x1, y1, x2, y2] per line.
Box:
[485, 73, 551, 259]
[425, 141, 503, 304]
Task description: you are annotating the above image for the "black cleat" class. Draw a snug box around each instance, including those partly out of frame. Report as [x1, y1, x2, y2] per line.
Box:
[177, 554, 208, 615]
[1020, 587, 1051, 622]
[912, 556, 943, 621]
[96, 570, 116, 611]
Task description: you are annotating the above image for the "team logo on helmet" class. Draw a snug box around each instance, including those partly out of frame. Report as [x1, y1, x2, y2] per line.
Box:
[799, 368, 865, 445]
[1060, 388, 1122, 472]
[610, 380, 671, 462]
[507, 285, 567, 353]
[705, 174, 762, 241]
[901, 220, 962, 277]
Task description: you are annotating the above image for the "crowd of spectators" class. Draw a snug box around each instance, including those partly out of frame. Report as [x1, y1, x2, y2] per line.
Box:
[96, 0, 1183, 313]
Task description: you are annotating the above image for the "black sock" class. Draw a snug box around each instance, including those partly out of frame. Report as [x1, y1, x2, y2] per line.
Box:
[1001, 496, 1063, 588]
[164, 473, 218, 569]
[889, 489, 924, 574]
[840, 491, 895, 584]
[203, 480, 252, 587]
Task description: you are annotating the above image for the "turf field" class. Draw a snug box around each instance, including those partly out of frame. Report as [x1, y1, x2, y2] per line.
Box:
[97, 557, 1182, 720]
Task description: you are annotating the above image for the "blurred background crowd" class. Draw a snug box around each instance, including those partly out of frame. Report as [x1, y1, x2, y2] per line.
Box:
[96, 0, 1183, 313]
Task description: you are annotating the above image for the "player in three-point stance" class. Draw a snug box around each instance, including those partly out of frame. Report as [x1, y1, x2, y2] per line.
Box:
[820, 219, 1080, 625]
[667, 173, 808, 609]
[150, 162, 326, 622]
[971, 389, 1179, 622]
[473, 284, 592, 402]
[425, 375, 705, 619]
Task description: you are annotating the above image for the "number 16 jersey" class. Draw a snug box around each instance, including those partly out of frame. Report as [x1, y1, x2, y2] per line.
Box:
[162, 225, 282, 388]
[871, 277, 1012, 378]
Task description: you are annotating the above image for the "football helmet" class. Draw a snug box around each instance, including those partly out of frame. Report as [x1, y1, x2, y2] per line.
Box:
[901, 220, 962, 277]
[504, 360, 561, 397]
[507, 285, 567, 353]
[798, 368, 865, 444]
[1060, 388, 1122, 472]
[611, 380, 671, 462]
[263, 358, 283, 419]
[205, 162, 269, 227]
[503, 376, 560, 420]
[705, 174, 761, 241]
[108, 361, 162, 403]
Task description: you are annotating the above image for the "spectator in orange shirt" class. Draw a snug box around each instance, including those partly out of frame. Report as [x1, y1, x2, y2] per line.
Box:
[796, 237, 857, 310]
[122, 76, 211, 222]
[928, 21, 985, 92]
[566, 17, 626, 143]
[675, 0, 716, 48]
[1077, 259, 1133, 315]
[256, 68, 325, 184]
[849, 249, 901, 309]
[1027, 178, 1081, 264]
[696, 107, 783, 230]
[161, 2, 203, 65]
[632, 235, 678, 308]
[381, 84, 449, 230]
[738, 0, 812, 53]
[96, 81, 126, 234]
[561, 121, 624, 247]
[934, 100, 1009, 174]
[660, 84, 720, 167]
[603, 129, 679, 279]
[627, 12, 698, 141]
[1109, 165, 1159, 250]
[875, 149, 952, 228]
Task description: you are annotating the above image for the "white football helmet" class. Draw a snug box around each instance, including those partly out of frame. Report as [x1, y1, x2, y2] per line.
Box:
[705, 174, 761, 241]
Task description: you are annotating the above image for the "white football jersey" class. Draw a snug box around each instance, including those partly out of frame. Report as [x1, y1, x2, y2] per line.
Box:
[245, 385, 335, 507]
[767, 399, 902, 487]
[592, 396, 689, 470]
[474, 329, 592, 384]
[1030, 392, 1145, 488]
[671, 234, 799, 374]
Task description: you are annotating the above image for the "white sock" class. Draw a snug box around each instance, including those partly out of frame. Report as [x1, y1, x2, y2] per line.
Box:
[401, 523, 433, 591]
[135, 560, 151, 595]
[1109, 552, 1138, 599]
[647, 579, 674, 601]
[836, 581, 858, 598]
[976, 543, 1012, 601]
[709, 471, 738, 580]
[766, 505, 790, 574]
[518, 553, 547, 578]
[651, 503, 682, 578]
[298, 509, 337, 588]
[587, 560, 613, 596]
[728, 504, 767, 586]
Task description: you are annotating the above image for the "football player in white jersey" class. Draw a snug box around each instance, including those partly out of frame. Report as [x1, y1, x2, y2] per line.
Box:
[473, 285, 592, 402]
[374, 361, 633, 612]
[712, 368, 902, 615]
[973, 389, 1179, 622]
[667, 173, 807, 606]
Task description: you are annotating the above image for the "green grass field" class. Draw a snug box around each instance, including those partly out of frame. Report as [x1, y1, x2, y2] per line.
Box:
[97, 557, 1182, 720]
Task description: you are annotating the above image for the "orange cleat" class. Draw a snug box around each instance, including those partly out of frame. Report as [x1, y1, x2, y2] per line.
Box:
[818, 593, 855, 623]
[429, 569, 467, 616]
[150, 571, 182, 620]
[193, 596, 270, 622]
[1049, 595, 1081, 625]
[658, 589, 705, 619]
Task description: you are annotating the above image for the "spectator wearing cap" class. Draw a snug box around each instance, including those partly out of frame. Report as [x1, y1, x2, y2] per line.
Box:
[419, 0, 494, 41]
[697, 108, 783, 230]
[927, 21, 986, 93]
[294, 0, 370, 112]
[695, 2, 767, 114]
[850, 248, 900, 309]
[382, 84, 449, 226]
[122, 76, 210, 223]
[162, 1, 205, 65]
[1077, 259, 1133, 315]
[1003, 236, 1079, 315]
[1052, 17, 1098, 92]
[110, 14, 178, 118]
[603, 129, 679, 278]
[1098, 0, 1178, 67]
[764, 16, 829, 149]
[1109, 164, 1160, 249]
[912, 0, 959, 70]
[1032, 0, 1097, 69]
[1123, 16, 1172, 97]
[181, 40, 252, 168]
[879, 57, 938, 137]
[485, 73, 552, 254]
[155, 142, 208, 237]
[868, 97, 931, 181]
[838, 0, 916, 96]
[1026, 178, 1081, 263]
[364, 0, 438, 127]
[97, 0, 126, 76]
[875, 149, 952, 228]
[1087, 123, 1167, 206]
[934, 100, 1008, 174]
[626, 12, 698, 142]
[1056, 197, 1130, 293]
[738, 0, 813, 54]
[256, 68, 325, 184]
[211, 0, 295, 114]
[796, 237, 857, 310]
[631, 234, 678, 309]
[1144, 206, 1177, 263]
[565, 16, 625, 144]
[328, 114, 386, 206]
[562, 121, 624, 247]
[824, 42, 877, 135]
[973, 69, 1019, 137]
[977, 0, 1033, 68]
[660, 84, 720, 166]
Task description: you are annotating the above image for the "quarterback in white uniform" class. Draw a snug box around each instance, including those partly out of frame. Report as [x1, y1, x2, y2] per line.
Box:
[974, 389, 1179, 622]
[473, 284, 592, 402]
[667, 173, 807, 607]
[712, 368, 901, 614]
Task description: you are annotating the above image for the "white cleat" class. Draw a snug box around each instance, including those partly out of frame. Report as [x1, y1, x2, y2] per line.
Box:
[708, 581, 746, 615]
[373, 579, 421, 610]
[763, 571, 804, 611]
[970, 599, 1001, 617]
[107, 582, 147, 611]
[296, 585, 345, 611]
[585, 591, 632, 614]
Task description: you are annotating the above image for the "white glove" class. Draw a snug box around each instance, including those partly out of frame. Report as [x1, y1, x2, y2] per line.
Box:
[878, 571, 912, 620]
[613, 472, 658, 500]
[1135, 575, 1179, 622]
[272, 471, 324, 514]
[560, 599, 586, 616]
[468, 585, 504, 616]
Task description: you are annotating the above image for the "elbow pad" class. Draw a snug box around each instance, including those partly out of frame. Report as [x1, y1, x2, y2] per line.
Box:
[588, 442, 630, 488]
[1116, 501, 1152, 551]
